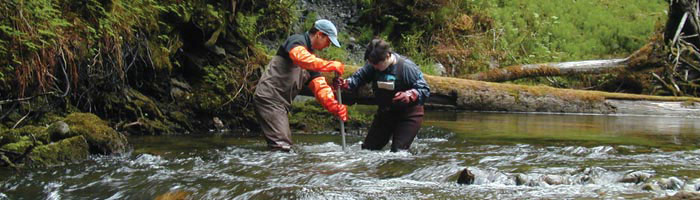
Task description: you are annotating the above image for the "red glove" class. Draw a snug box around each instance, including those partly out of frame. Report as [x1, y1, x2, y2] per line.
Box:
[309, 77, 349, 121]
[392, 89, 418, 104]
[289, 46, 344, 75]
[332, 77, 350, 91]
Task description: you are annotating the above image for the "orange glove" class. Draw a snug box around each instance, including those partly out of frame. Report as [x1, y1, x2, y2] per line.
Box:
[289, 46, 344, 75]
[309, 77, 348, 121]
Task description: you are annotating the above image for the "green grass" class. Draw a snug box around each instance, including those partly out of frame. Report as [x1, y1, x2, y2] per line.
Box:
[485, 0, 667, 65]
[358, 0, 668, 77]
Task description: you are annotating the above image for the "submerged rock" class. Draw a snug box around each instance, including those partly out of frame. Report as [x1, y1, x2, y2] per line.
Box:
[458, 168, 475, 185]
[155, 190, 191, 200]
[27, 136, 89, 167]
[654, 191, 700, 200]
[642, 183, 662, 191]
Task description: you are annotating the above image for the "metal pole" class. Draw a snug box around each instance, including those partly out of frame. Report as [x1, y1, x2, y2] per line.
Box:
[336, 75, 347, 151]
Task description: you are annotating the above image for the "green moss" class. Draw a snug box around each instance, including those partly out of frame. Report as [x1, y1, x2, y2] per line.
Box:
[0, 140, 35, 154]
[27, 136, 89, 167]
[167, 111, 191, 130]
[64, 113, 127, 154]
[126, 88, 164, 119]
[1, 125, 50, 145]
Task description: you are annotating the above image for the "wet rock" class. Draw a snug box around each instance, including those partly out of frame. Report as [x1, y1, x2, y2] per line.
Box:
[543, 175, 569, 185]
[27, 136, 89, 167]
[213, 117, 224, 132]
[155, 190, 191, 200]
[457, 168, 475, 185]
[654, 191, 700, 200]
[515, 174, 528, 186]
[620, 171, 653, 184]
[578, 175, 592, 184]
[683, 179, 700, 192]
[47, 121, 73, 142]
[657, 177, 685, 190]
[514, 173, 539, 186]
[64, 113, 128, 154]
[642, 183, 662, 191]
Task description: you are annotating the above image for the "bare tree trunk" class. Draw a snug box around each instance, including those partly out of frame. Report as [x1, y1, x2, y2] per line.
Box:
[464, 59, 628, 82]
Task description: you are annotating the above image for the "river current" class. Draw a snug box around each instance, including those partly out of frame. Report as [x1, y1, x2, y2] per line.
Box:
[1, 111, 699, 199]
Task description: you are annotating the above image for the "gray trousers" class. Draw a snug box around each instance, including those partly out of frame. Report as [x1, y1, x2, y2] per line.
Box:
[253, 96, 292, 150]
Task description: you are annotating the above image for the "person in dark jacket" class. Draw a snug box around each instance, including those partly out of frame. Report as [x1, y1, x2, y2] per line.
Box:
[335, 39, 430, 152]
[254, 19, 348, 151]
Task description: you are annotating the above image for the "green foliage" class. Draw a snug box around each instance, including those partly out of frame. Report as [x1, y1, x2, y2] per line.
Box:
[355, 25, 375, 46]
[358, 0, 667, 78]
[317, 46, 349, 63]
[303, 11, 319, 31]
[482, 0, 666, 65]
[396, 31, 438, 75]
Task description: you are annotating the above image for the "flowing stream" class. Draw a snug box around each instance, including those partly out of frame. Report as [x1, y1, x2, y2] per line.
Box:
[1, 111, 699, 199]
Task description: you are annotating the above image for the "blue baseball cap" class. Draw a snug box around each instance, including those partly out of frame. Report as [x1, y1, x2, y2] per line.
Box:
[314, 19, 340, 47]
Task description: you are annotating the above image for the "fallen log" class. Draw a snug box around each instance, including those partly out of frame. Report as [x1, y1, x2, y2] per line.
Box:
[464, 58, 628, 82]
[312, 66, 700, 117]
[462, 39, 668, 82]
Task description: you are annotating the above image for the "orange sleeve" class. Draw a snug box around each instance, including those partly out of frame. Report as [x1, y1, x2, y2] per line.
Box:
[308, 76, 348, 121]
[289, 46, 342, 74]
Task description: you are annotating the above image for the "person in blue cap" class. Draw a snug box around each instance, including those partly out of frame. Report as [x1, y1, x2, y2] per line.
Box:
[334, 38, 430, 152]
[254, 19, 348, 151]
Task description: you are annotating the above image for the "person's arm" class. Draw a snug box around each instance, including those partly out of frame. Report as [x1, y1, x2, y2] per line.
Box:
[308, 76, 348, 121]
[289, 46, 344, 75]
[344, 64, 375, 90]
[409, 69, 430, 104]
[393, 63, 430, 104]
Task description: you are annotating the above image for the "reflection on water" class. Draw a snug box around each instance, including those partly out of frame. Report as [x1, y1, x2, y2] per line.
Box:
[425, 111, 700, 149]
[1, 112, 699, 199]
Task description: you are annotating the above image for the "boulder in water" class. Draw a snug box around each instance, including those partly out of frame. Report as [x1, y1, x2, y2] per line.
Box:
[652, 177, 685, 190]
[514, 173, 540, 186]
[64, 113, 128, 155]
[543, 175, 569, 185]
[620, 171, 653, 184]
[458, 168, 475, 185]
[27, 136, 89, 167]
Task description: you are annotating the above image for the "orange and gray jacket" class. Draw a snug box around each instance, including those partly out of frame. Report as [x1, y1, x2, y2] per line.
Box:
[255, 33, 346, 120]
